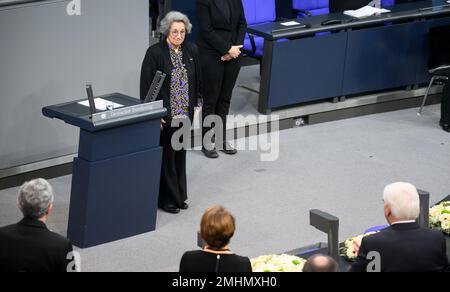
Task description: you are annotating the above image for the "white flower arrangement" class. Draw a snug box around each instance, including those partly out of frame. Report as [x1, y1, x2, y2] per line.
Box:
[251, 254, 306, 272]
[341, 232, 378, 261]
[429, 201, 450, 236]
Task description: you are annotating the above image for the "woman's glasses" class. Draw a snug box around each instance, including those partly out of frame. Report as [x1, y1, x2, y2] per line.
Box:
[170, 30, 186, 36]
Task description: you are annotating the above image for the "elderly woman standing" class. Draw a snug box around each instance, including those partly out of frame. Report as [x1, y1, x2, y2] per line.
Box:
[140, 11, 202, 214]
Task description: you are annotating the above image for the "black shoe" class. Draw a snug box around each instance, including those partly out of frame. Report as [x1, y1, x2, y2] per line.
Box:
[161, 204, 180, 214]
[202, 147, 219, 159]
[440, 121, 450, 132]
[180, 202, 189, 210]
[220, 142, 237, 155]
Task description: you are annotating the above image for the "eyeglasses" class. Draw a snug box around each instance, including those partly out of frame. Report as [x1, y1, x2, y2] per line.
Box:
[170, 30, 186, 36]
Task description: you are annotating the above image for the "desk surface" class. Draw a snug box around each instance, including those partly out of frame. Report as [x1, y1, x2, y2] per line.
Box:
[248, 0, 450, 40]
[42, 93, 166, 132]
[43, 93, 140, 123]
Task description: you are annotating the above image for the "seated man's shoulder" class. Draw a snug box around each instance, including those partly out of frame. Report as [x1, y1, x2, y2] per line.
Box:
[363, 225, 446, 246]
[0, 223, 28, 238]
[0, 223, 17, 233]
[0, 225, 12, 243]
[418, 227, 447, 241]
[42, 228, 72, 247]
[0, 223, 71, 252]
[359, 227, 398, 249]
[364, 228, 392, 241]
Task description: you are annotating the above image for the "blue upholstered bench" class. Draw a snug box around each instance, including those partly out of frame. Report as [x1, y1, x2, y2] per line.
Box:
[294, 0, 395, 19]
[242, 0, 277, 58]
[293, 0, 330, 18]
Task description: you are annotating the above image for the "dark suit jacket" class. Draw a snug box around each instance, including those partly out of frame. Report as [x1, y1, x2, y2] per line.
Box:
[140, 41, 201, 123]
[350, 222, 449, 272]
[0, 218, 74, 272]
[196, 0, 247, 56]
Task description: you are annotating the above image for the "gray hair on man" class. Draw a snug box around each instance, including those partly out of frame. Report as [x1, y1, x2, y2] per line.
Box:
[383, 182, 420, 221]
[159, 11, 193, 36]
[18, 178, 54, 220]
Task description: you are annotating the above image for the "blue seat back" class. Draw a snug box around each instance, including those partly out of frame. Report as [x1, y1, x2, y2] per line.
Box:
[382, 0, 395, 7]
[242, 0, 276, 58]
[292, 0, 394, 17]
[364, 225, 389, 234]
[293, 0, 329, 16]
[242, 0, 276, 25]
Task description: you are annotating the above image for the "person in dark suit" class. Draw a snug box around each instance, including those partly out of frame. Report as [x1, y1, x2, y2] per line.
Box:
[428, 24, 450, 132]
[440, 82, 450, 132]
[350, 182, 449, 272]
[180, 205, 252, 272]
[0, 179, 75, 272]
[150, 0, 159, 33]
[196, 0, 247, 158]
[140, 11, 202, 214]
[149, 0, 166, 37]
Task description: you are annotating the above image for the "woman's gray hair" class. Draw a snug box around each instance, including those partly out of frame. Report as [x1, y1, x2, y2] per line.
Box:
[159, 11, 192, 36]
[18, 178, 54, 219]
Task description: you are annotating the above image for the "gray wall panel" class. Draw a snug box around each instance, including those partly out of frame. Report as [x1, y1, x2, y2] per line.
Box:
[0, 0, 149, 170]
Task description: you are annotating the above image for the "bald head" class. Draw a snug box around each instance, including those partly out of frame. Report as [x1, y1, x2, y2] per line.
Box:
[303, 254, 338, 272]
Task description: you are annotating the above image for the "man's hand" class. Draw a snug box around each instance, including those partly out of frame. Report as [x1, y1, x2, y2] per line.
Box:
[228, 45, 243, 59]
[160, 118, 166, 130]
[221, 54, 232, 61]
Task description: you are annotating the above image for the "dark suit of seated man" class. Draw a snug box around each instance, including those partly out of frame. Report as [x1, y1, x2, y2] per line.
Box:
[0, 179, 75, 272]
[350, 182, 449, 272]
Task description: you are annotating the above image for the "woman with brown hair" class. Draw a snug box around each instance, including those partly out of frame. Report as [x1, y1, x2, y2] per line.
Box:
[179, 205, 252, 272]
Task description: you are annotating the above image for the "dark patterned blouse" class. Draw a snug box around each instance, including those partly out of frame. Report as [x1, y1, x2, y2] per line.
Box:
[169, 45, 190, 119]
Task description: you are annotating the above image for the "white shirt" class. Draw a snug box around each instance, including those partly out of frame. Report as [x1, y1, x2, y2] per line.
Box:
[391, 220, 416, 226]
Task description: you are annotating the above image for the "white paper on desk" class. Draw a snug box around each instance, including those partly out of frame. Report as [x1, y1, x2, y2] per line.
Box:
[78, 98, 124, 111]
[280, 21, 301, 26]
[344, 5, 390, 18]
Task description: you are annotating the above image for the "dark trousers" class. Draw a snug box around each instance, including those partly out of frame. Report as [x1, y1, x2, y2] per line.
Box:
[159, 126, 187, 208]
[149, 0, 158, 29]
[442, 83, 450, 124]
[149, 0, 165, 32]
[200, 53, 241, 143]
